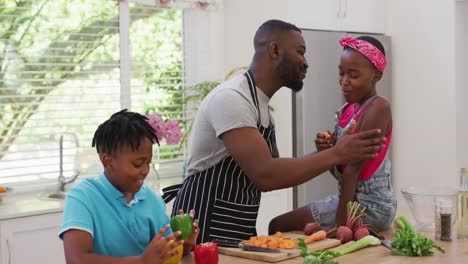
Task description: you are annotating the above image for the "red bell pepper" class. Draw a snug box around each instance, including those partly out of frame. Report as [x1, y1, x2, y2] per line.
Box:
[194, 242, 218, 264]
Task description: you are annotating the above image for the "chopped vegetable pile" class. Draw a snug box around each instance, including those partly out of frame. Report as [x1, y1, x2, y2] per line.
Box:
[391, 216, 445, 256]
[243, 232, 298, 249]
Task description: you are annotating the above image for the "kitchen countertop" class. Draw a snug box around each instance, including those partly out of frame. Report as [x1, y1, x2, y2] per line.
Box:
[180, 205, 468, 264]
[0, 190, 65, 220]
[1, 190, 467, 263]
[179, 227, 467, 263]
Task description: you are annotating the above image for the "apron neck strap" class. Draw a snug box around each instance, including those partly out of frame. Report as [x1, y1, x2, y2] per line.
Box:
[244, 70, 261, 124]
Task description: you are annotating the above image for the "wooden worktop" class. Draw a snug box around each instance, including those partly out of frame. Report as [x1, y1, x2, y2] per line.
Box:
[180, 206, 468, 264]
[180, 226, 467, 263]
[181, 229, 468, 264]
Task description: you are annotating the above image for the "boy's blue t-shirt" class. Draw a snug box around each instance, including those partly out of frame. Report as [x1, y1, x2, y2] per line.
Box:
[59, 172, 172, 257]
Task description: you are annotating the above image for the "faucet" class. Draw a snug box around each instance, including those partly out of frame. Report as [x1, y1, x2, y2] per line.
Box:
[56, 132, 80, 193]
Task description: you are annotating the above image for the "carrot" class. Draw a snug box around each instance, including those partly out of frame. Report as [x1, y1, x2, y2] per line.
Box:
[304, 230, 326, 244]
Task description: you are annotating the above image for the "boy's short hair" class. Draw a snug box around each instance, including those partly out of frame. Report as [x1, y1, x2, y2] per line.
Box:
[92, 109, 158, 155]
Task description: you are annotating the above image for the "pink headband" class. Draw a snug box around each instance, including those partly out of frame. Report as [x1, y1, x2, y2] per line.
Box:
[339, 37, 387, 72]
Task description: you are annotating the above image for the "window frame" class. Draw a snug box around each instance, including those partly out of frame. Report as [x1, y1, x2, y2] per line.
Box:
[0, 0, 188, 190]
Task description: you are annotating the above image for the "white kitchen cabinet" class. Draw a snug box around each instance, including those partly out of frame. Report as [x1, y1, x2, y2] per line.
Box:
[287, 0, 341, 31]
[256, 189, 293, 235]
[286, 0, 385, 33]
[0, 213, 65, 264]
[341, 0, 385, 33]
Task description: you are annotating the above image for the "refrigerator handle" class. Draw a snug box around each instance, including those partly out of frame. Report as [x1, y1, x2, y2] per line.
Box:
[292, 91, 298, 209]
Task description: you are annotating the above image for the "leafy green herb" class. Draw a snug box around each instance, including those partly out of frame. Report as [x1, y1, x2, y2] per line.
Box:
[299, 238, 309, 257]
[298, 238, 340, 264]
[391, 216, 445, 256]
[303, 255, 318, 264]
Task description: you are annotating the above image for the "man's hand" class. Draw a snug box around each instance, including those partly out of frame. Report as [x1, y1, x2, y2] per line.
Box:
[333, 121, 386, 164]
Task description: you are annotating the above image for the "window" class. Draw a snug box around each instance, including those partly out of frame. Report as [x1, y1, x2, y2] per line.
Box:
[0, 0, 186, 188]
[126, 2, 186, 187]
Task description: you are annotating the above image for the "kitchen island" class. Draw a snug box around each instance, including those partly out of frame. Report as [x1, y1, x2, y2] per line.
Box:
[179, 224, 467, 263]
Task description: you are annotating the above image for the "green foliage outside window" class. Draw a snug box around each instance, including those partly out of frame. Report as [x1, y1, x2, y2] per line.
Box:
[0, 0, 183, 163]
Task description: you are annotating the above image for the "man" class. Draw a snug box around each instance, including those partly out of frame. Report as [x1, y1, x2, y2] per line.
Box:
[163, 19, 385, 243]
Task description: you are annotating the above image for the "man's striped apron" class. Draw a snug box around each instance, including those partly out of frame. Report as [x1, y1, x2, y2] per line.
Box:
[163, 70, 278, 243]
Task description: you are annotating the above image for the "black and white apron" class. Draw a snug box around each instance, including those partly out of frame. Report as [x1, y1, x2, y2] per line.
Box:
[162, 70, 278, 244]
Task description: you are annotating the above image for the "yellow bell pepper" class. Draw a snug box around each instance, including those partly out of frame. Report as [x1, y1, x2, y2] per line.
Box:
[163, 240, 183, 264]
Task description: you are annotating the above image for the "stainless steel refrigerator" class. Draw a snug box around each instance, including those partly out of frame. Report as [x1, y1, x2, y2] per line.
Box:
[293, 30, 392, 209]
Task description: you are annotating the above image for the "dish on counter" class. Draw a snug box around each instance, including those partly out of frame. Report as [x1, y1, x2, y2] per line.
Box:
[401, 186, 458, 231]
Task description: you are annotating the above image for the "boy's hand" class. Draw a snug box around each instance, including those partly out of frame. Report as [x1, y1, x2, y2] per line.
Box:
[315, 131, 335, 151]
[141, 225, 183, 264]
[177, 209, 199, 254]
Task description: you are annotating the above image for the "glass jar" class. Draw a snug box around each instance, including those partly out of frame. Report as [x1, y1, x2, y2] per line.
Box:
[435, 198, 454, 241]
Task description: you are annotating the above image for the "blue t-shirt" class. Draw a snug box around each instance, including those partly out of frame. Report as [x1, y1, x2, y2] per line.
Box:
[59, 172, 171, 257]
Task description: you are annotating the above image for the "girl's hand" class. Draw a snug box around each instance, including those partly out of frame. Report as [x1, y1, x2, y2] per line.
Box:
[315, 131, 335, 151]
[141, 225, 183, 264]
[177, 209, 200, 254]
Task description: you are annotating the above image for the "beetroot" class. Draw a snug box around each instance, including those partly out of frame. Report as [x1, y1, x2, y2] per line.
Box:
[352, 221, 367, 232]
[353, 226, 370, 240]
[336, 225, 353, 243]
[303, 222, 321, 236]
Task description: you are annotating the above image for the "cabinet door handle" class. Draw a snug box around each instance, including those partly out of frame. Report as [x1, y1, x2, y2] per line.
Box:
[337, 0, 342, 18]
[343, 0, 348, 18]
[6, 239, 11, 264]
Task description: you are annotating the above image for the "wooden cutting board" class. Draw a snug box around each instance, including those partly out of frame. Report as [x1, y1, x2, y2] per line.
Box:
[218, 232, 341, 263]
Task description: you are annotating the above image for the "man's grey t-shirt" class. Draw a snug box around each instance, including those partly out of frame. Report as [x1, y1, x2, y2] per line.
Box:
[185, 74, 274, 177]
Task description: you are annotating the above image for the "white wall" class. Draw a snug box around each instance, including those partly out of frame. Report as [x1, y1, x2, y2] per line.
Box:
[385, 0, 458, 200]
[223, 0, 288, 72]
[456, 1, 468, 171]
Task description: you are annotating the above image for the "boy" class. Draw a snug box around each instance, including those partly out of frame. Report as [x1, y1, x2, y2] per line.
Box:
[59, 109, 198, 264]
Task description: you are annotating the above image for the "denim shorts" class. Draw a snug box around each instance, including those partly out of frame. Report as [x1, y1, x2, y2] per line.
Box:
[310, 160, 397, 232]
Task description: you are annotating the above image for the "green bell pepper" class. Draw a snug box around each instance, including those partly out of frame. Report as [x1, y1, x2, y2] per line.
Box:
[170, 214, 194, 239]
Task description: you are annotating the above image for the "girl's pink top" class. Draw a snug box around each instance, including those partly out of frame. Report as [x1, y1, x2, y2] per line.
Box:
[338, 102, 392, 181]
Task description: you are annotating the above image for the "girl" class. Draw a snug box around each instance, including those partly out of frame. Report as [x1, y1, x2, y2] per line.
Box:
[269, 36, 396, 234]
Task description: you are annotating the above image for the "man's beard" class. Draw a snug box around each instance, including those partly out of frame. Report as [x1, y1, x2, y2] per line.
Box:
[285, 79, 304, 92]
[276, 54, 304, 92]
